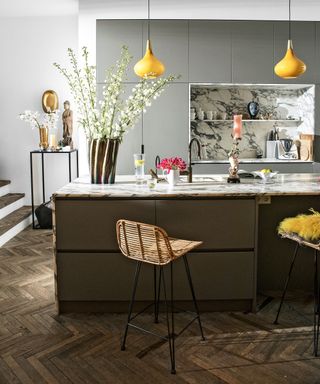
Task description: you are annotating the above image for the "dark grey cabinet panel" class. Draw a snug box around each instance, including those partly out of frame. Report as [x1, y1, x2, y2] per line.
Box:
[143, 20, 188, 81]
[143, 83, 189, 172]
[189, 21, 232, 83]
[187, 252, 254, 300]
[156, 199, 255, 249]
[96, 20, 143, 83]
[57, 251, 254, 301]
[274, 21, 316, 84]
[232, 22, 274, 84]
[55, 200, 155, 251]
[57, 252, 154, 301]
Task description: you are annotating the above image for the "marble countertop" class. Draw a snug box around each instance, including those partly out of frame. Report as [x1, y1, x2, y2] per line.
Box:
[53, 173, 320, 198]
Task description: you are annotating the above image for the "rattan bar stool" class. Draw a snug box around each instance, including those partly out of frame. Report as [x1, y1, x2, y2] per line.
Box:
[116, 219, 205, 374]
[274, 232, 319, 356]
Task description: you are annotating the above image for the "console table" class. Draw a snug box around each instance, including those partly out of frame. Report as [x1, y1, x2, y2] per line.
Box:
[30, 149, 79, 229]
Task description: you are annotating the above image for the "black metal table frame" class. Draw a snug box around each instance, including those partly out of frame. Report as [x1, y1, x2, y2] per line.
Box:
[30, 149, 79, 229]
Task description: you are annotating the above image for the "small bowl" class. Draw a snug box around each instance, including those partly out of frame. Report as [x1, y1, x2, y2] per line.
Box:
[252, 170, 278, 183]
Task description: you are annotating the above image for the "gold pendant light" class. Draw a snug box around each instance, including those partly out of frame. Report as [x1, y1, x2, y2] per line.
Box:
[274, 0, 306, 79]
[134, 0, 165, 79]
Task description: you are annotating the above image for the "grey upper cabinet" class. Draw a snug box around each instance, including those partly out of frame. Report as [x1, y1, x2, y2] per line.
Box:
[96, 20, 143, 83]
[189, 21, 232, 83]
[143, 20, 188, 82]
[316, 22, 320, 84]
[274, 21, 316, 84]
[232, 22, 274, 84]
[143, 83, 189, 171]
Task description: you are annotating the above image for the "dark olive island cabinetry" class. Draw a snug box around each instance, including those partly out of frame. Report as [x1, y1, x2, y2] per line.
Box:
[53, 174, 320, 314]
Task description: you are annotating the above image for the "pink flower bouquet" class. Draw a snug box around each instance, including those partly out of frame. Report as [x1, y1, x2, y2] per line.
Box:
[157, 157, 187, 171]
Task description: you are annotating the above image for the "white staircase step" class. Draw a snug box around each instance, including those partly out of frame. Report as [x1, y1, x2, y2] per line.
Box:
[0, 180, 11, 197]
[0, 193, 25, 220]
[0, 206, 32, 247]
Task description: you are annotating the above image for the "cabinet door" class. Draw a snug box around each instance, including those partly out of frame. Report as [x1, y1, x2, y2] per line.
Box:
[57, 252, 154, 301]
[143, 83, 189, 172]
[274, 21, 316, 84]
[156, 199, 256, 249]
[55, 200, 155, 251]
[143, 20, 188, 82]
[96, 20, 143, 83]
[316, 22, 320, 84]
[232, 21, 274, 84]
[56, 251, 254, 301]
[189, 21, 232, 83]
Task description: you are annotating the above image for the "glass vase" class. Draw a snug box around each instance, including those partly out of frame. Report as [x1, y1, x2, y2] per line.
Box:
[39, 126, 49, 150]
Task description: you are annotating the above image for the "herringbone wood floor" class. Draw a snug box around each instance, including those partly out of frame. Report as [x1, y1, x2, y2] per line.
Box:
[0, 227, 320, 383]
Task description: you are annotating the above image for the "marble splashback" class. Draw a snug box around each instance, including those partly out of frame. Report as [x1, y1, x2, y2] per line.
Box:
[190, 85, 315, 160]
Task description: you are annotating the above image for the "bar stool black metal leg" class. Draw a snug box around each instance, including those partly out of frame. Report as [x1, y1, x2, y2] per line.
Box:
[121, 261, 142, 351]
[314, 250, 319, 356]
[154, 265, 162, 323]
[274, 243, 299, 325]
[161, 266, 176, 374]
[170, 262, 175, 373]
[183, 255, 205, 341]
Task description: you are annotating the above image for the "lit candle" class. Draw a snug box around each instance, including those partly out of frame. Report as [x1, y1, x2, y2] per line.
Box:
[49, 134, 57, 149]
[233, 115, 242, 139]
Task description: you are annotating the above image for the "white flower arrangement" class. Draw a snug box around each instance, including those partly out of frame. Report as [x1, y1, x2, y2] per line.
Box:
[54, 46, 179, 142]
[19, 110, 59, 130]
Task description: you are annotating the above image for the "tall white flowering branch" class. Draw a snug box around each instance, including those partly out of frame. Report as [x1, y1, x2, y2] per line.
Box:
[54, 46, 179, 142]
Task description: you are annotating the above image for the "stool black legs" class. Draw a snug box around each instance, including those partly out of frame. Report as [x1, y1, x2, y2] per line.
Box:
[274, 244, 320, 356]
[274, 243, 299, 325]
[314, 250, 319, 356]
[121, 261, 142, 351]
[183, 255, 205, 341]
[121, 256, 204, 374]
[161, 264, 176, 374]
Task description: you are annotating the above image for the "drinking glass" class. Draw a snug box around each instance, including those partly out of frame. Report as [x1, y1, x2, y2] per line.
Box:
[134, 154, 145, 183]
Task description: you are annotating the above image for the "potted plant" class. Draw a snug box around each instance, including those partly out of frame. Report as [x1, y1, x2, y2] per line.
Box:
[157, 157, 186, 186]
[54, 46, 178, 184]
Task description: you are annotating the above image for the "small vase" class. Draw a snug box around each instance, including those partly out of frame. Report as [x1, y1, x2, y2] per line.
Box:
[165, 169, 180, 186]
[89, 138, 120, 184]
[39, 126, 49, 150]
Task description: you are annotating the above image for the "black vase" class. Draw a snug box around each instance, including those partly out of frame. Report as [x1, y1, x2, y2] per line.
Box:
[247, 101, 259, 119]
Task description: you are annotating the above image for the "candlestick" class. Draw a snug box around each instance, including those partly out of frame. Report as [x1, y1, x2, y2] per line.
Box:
[49, 134, 57, 149]
[233, 114, 242, 139]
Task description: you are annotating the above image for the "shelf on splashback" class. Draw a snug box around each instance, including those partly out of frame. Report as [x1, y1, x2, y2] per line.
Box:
[191, 119, 303, 123]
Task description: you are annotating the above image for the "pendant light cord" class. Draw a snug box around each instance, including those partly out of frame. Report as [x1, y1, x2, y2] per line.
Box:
[288, 0, 291, 40]
[148, 0, 150, 40]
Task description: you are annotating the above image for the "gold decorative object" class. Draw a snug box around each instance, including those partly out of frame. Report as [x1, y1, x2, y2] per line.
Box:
[134, 0, 165, 79]
[274, 0, 306, 79]
[42, 90, 59, 113]
[39, 126, 49, 150]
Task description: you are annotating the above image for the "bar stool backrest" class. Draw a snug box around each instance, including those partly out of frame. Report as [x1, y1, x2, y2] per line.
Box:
[116, 219, 174, 265]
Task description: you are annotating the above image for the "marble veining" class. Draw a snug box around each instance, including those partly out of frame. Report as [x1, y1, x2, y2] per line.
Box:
[54, 174, 320, 199]
[190, 85, 314, 160]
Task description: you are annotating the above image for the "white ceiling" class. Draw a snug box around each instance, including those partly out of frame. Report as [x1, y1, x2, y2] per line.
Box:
[0, 0, 78, 17]
[1, 0, 320, 20]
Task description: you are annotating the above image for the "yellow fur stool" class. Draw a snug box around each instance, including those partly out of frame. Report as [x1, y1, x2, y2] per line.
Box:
[276, 209, 320, 356]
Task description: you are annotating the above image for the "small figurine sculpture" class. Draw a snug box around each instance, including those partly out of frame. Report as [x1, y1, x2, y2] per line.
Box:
[227, 115, 242, 184]
[62, 100, 73, 148]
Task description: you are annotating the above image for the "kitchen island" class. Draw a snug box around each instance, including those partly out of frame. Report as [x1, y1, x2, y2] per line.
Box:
[53, 173, 320, 313]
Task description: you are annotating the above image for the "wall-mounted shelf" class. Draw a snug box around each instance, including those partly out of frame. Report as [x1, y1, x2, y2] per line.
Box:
[191, 119, 302, 123]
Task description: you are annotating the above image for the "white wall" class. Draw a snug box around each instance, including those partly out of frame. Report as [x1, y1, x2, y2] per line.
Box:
[0, 14, 78, 204]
